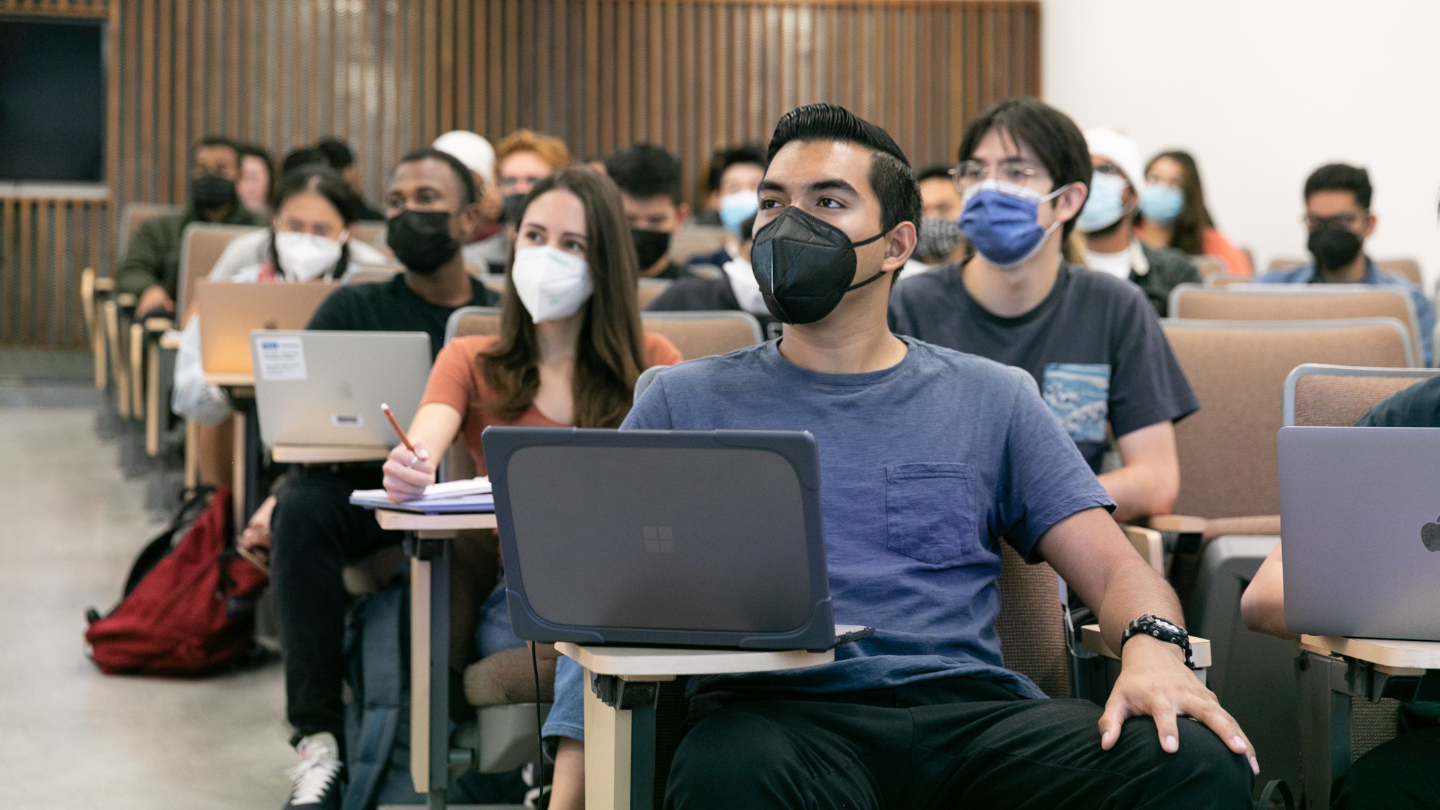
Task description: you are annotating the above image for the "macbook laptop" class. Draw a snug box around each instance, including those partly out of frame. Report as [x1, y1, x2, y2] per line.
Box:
[483, 426, 870, 652]
[1278, 426, 1440, 640]
[197, 280, 338, 375]
[250, 330, 430, 449]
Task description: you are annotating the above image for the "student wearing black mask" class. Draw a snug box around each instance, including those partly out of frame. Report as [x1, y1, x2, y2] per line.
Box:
[1256, 163, 1435, 364]
[116, 135, 266, 317]
[268, 148, 501, 810]
[605, 142, 693, 279]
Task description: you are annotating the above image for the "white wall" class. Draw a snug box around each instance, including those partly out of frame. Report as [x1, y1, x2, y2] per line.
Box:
[1043, 0, 1440, 290]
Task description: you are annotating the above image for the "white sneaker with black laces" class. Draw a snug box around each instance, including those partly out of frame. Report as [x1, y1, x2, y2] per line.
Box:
[283, 732, 344, 809]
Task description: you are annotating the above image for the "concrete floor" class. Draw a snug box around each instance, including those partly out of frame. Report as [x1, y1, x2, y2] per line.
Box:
[0, 399, 295, 808]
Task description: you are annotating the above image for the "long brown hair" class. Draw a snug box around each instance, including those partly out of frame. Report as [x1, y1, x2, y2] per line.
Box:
[1144, 150, 1214, 256]
[479, 168, 649, 428]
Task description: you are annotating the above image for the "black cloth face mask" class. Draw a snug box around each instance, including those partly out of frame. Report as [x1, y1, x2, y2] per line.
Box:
[1308, 224, 1363, 272]
[190, 173, 237, 212]
[631, 228, 672, 271]
[500, 193, 527, 226]
[750, 206, 886, 325]
[387, 209, 460, 274]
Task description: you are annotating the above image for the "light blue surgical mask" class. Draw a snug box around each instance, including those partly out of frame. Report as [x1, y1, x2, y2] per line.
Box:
[1139, 182, 1185, 225]
[718, 190, 759, 236]
[958, 179, 1065, 268]
[1076, 171, 1129, 234]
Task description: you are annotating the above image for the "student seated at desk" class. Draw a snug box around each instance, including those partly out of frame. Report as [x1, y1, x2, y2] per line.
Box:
[541, 103, 1254, 810]
[889, 99, 1198, 524]
[379, 166, 682, 658]
[266, 147, 502, 810]
[1242, 377, 1440, 810]
[172, 165, 363, 428]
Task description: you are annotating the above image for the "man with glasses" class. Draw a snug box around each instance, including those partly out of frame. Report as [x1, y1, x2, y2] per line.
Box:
[1257, 163, 1433, 364]
[1075, 128, 1200, 317]
[891, 98, 1198, 526]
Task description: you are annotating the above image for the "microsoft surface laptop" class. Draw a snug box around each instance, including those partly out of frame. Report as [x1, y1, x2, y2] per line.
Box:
[1278, 426, 1440, 641]
[197, 280, 337, 375]
[484, 426, 869, 652]
[250, 330, 430, 449]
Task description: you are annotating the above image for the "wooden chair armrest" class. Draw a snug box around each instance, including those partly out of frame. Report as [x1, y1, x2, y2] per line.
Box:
[1119, 523, 1164, 574]
[116, 292, 136, 308]
[143, 316, 174, 333]
[1146, 515, 1208, 534]
[94, 276, 115, 293]
[1299, 635, 1440, 673]
[1080, 624, 1212, 669]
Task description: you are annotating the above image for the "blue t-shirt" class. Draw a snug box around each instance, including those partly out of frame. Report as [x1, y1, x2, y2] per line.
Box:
[542, 336, 1113, 743]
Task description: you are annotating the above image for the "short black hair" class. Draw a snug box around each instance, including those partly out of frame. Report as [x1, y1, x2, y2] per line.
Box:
[957, 97, 1091, 240]
[766, 103, 921, 235]
[192, 135, 240, 163]
[1305, 163, 1372, 210]
[915, 163, 953, 184]
[395, 146, 478, 206]
[275, 165, 361, 223]
[237, 143, 273, 167]
[281, 147, 326, 176]
[605, 143, 684, 205]
[316, 137, 356, 170]
[706, 144, 767, 194]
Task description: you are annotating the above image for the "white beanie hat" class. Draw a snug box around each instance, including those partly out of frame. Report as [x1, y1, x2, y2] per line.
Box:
[432, 131, 496, 190]
[1082, 127, 1145, 191]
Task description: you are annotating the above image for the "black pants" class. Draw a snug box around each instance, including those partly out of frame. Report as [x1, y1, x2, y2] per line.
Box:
[1331, 727, 1440, 809]
[666, 677, 1253, 810]
[271, 465, 401, 742]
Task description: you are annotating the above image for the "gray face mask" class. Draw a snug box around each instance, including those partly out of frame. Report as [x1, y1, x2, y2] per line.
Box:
[915, 217, 963, 262]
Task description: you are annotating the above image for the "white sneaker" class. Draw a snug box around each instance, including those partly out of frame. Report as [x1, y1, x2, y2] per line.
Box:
[283, 732, 344, 809]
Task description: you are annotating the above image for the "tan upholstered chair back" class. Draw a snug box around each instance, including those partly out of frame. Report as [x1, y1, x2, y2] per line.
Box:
[1162, 320, 1411, 519]
[117, 202, 181, 258]
[1377, 259, 1422, 287]
[344, 264, 403, 285]
[637, 278, 672, 310]
[175, 224, 265, 315]
[996, 543, 1070, 699]
[1169, 284, 1422, 365]
[350, 221, 386, 246]
[445, 306, 502, 342]
[640, 311, 763, 359]
[1284, 364, 1440, 428]
[669, 224, 727, 262]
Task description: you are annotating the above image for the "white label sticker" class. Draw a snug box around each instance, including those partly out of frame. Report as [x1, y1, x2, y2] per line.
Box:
[255, 336, 307, 381]
[331, 414, 363, 427]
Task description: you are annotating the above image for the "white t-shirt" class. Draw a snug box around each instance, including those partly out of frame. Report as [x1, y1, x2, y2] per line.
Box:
[1085, 247, 1131, 281]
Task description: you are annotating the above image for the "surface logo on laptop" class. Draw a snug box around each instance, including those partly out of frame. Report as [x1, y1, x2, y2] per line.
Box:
[642, 526, 675, 554]
[1423, 517, 1440, 552]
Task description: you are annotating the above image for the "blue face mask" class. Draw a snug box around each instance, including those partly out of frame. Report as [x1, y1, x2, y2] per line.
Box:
[1138, 182, 1185, 225]
[1076, 171, 1129, 234]
[958, 180, 1064, 268]
[718, 190, 760, 236]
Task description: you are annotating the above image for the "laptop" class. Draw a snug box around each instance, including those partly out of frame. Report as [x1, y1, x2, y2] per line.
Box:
[483, 426, 871, 652]
[1278, 426, 1440, 641]
[250, 330, 431, 449]
[197, 280, 338, 375]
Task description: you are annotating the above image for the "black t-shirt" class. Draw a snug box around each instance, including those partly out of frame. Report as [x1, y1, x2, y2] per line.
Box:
[1356, 377, 1440, 427]
[306, 274, 500, 358]
[647, 261, 693, 281]
[889, 261, 1199, 472]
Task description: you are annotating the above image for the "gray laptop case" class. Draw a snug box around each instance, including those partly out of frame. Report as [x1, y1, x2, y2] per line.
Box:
[1278, 426, 1440, 640]
[483, 426, 842, 651]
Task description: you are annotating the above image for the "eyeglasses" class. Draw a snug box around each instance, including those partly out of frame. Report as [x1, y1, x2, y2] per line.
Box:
[951, 159, 1050, 191]
[1303, 212, 1368, 231]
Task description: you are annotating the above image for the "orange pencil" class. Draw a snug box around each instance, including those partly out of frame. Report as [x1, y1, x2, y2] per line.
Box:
[380, 403, 418, 457]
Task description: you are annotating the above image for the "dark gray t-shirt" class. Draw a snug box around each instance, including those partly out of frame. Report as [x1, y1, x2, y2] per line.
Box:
[889, 261, 1199, 472]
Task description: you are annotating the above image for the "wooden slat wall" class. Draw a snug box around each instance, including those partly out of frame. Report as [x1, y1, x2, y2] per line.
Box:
[0, 0, 1039, 349]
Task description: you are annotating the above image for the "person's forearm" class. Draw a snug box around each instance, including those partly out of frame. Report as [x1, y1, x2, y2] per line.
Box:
[549, 738, 585, 810]
[1094, 554, 1185, 653]
[1240, 544, 1295, 639]
[404, 403, 462, 464]
[1098, 463, 1178, 523]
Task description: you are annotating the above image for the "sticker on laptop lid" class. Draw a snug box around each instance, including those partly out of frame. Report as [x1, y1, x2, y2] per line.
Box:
[331, 414, 363, 427]
[256, 336, 307, 381]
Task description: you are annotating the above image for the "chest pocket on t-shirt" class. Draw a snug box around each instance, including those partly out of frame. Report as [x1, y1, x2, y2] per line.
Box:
[885, 463, 982, 566]
[1042, 363, 1111, 443]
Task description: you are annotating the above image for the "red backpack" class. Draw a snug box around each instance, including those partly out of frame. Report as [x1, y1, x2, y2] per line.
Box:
[85, 486, 269, 676]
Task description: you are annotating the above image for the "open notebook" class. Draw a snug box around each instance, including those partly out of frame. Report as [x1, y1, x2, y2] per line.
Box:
[348, 476, 494, 513]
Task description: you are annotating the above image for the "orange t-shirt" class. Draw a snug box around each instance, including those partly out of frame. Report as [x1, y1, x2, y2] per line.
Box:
[1202, 227, 1253, 278]
[420, 333, 683, 474]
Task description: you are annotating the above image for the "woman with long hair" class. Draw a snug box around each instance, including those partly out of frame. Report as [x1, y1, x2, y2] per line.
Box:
[1136, 150, 1253, 277]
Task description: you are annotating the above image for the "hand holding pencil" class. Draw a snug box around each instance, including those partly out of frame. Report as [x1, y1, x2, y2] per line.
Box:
[380, 403, 435, 503]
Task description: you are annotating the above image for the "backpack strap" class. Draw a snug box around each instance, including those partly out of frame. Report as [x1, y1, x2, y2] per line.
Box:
[342, 585, 405, 810]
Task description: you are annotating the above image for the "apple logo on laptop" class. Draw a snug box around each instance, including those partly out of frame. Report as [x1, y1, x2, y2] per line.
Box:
[1423, 518, 1440, 552]
[263, 319, 278, 330]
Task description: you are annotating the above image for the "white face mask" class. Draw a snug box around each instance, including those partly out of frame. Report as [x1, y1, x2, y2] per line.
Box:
[721, 257, 769, 316]
[274, 230, 345, 282]
[511, 246, 594, 323]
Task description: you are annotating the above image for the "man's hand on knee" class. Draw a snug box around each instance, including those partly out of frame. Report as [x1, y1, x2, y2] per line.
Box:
[1098, 635, 1258, 776]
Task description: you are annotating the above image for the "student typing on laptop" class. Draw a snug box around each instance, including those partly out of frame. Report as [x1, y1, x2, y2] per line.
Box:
[1241, 378, 1440, 810]
[379, 166, 681, 674]
[266, 148, 502, 810]
[540, 105, 1254, 809]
